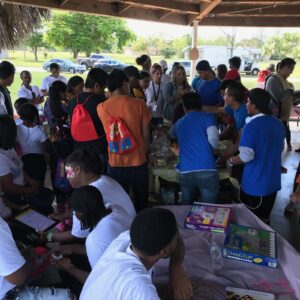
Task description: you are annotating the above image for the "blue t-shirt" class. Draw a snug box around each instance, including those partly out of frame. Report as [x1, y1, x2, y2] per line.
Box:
[240, 115, 285, 196]
[225, 103, 248, 132]
[191, 76, 201, 90]
[195, 77, 223, 106]
[172, 111, 217, 173]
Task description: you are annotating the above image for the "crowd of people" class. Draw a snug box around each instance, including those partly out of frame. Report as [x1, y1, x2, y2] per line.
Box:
[0, 52, 298, 299]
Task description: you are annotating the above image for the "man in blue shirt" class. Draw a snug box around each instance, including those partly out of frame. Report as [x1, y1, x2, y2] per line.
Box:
[228, 88, 285, 223]
[172, 92, 219, 204]
[195, 60, 223, 106]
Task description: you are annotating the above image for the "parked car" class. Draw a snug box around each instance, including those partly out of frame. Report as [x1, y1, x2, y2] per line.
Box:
[94, 62, 128, 73]
[77, 54, 108, 69]
[43, 59, 86, 74]
[94, 58, 125, 66]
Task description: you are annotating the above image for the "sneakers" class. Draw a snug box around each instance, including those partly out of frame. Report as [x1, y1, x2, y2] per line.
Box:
[284, 201, 296, 214]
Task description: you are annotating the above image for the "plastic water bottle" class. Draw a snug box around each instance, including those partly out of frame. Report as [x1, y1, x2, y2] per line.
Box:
[210, 242, 224, 270]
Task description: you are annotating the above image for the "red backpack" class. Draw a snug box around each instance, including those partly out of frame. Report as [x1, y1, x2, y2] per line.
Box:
[102, 99, 137, 154]
[71, 95, 99, 142]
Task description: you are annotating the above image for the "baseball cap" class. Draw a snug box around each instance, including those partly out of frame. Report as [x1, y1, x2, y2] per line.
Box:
[196, 60, 211, 71]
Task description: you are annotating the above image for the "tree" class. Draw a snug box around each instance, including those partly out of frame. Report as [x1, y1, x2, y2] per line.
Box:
[0, 3, 49, 50]
[239, 37, 263, 50]
[26, 31, 44, 61]
[221, 28, 239, 57]
[45, 12, 135, 58]
[262, 33, 300, 60]
[172, 34, 192, 58]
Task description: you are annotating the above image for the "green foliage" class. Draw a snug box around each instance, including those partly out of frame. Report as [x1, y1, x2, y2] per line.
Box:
[25, 31, 44, 61]
[262, 33, 300, 60]
[172, 34, 192, 58]
[239, 37, 263, 49]
[45, 12, 135, 57]
[198, 36, 227, 46]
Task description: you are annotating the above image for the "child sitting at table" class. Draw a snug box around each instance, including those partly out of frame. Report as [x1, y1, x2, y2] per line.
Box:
[0, 115, 53, 215]
[16, 103, 49, 187]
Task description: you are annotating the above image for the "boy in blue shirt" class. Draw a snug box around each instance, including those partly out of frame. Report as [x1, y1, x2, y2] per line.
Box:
[203, 81, 248, 168]
[228, 88, 285, 223]
[171, 92, 219, 204]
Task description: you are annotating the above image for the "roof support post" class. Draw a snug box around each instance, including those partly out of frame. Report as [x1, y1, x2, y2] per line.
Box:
[190, 20, 198, 80]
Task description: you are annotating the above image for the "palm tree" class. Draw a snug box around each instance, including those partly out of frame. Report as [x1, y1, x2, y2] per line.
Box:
[0, 3, 49, 50]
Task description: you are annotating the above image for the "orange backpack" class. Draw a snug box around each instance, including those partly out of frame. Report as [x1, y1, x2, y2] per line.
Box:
[102, 99, 137, 154]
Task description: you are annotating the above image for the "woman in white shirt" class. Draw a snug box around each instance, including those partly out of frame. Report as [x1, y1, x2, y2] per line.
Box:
[145, 63, 165, 126]
[18, 71, 44, 114]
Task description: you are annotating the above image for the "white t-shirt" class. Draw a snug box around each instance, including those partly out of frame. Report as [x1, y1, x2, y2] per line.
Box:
[18, 85, 44, 114]
[0, 217, 25, 299]
[86, 209, 132, 268]
[0, 149, 24, 185]
[71, 175, 136, 238]
[18, 85, 43, 100]
[146, 81, 165, 118]
[16, 124, 48, 155]
[40, 75, 67, 92]
[80, 231, 159, 300]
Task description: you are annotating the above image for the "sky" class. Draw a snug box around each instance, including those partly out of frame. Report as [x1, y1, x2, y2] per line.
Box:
[126, 19, 300, 41]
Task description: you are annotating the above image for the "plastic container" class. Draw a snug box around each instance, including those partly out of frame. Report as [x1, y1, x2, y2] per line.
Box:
[210, 242, 224, 270]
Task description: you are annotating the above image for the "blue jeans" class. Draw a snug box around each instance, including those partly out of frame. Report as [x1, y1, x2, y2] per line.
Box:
[179, 171, 219, 205]
[108, 163, 149, 212]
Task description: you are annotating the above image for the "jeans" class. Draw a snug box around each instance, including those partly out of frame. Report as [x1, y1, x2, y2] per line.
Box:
[108, 163, 149, 212]
[179, 171, 219, 205]
[282, 121, 291, 146]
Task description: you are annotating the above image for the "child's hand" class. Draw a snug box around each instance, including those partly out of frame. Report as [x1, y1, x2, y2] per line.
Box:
[290, 191, 300, 203]
[170, 144, 180, 156]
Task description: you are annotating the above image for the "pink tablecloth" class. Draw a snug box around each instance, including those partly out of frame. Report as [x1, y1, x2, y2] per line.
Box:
[153, 204, 300, 300]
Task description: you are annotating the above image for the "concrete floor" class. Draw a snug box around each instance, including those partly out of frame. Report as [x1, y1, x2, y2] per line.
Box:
[270, 123, 300, 252]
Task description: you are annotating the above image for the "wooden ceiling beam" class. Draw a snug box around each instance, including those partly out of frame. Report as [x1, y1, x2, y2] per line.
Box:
[197, 0, 222, 20]
[115, 0, 200, 14]
[117, 3, 133, 15]
[212, 4, 300, 15]
[198, 16, 300, 27]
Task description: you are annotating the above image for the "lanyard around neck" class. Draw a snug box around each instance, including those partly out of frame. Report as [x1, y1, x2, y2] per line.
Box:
[152, 81, 160, 103]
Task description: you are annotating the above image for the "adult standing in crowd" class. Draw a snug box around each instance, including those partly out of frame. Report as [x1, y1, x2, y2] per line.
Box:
[265, 57, 296, 151]
[98, 70, 151, 212]
[146, 63, 165, 125]
[195, 60, 223, 107]
[163, 65, 191, 122]
[228, 89, 285, 224]
[40, 63, 67, 96]
[0, 61, 15, 116]
[136, 54, 152, 73]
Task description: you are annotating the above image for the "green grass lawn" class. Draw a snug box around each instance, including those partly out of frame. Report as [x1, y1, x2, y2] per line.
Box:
[5, 50, 300, 102]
